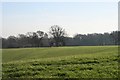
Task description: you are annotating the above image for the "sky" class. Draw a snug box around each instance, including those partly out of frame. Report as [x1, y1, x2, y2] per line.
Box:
[1, 2, 118, 38]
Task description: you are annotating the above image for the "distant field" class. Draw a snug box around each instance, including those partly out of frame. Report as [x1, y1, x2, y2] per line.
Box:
[2, 46, 119, 78]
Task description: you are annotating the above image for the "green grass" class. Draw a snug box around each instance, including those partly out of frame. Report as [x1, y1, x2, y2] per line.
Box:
[2, 46, 119, 78]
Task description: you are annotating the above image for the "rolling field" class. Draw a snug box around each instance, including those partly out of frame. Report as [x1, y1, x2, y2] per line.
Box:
[2, 46, 119, 78]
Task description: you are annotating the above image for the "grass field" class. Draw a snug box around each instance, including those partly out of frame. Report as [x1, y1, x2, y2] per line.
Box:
[2, 46, 119, 78]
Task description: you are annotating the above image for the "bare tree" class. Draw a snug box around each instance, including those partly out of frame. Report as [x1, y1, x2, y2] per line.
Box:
[49, 25, 66, 46]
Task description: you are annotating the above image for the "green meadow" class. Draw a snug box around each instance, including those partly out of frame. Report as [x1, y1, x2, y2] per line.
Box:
[2, 46, 119, 78]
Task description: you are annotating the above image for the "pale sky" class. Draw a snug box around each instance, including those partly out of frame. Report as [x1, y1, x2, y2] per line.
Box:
[1, 1, 118, 38]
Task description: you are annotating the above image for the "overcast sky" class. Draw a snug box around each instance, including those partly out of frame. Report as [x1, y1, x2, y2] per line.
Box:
[2, 2, 118, 38]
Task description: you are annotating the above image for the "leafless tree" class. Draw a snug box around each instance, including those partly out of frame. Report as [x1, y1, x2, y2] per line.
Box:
[49, 25, 66, 46]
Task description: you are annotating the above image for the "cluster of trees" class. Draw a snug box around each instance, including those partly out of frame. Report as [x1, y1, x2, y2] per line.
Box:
[1, 25, 119, 48]
[2, 31, 50, 48]
[66, 31, 119, 46]
[1, 25, 66, 48]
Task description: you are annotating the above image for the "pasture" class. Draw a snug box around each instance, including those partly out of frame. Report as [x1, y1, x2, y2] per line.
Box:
[2, 46, 119, 78]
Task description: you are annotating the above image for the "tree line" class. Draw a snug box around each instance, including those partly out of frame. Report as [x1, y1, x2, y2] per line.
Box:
[1, 25, 119, 48]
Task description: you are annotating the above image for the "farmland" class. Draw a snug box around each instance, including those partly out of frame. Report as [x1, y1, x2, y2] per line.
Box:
[2, 46, 119, 78]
